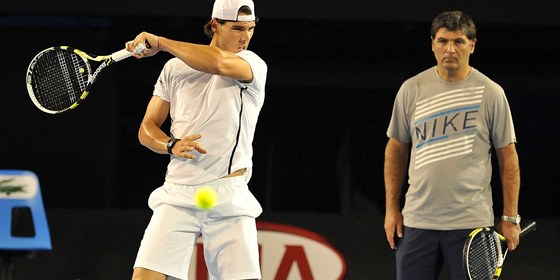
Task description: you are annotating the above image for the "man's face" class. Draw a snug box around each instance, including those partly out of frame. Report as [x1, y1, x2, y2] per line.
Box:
[215, 20, 256, 53]
[431, 28, 476, 72]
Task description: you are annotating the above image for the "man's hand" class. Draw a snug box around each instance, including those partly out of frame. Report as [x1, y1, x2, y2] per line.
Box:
[384, 207, 403, 250]
[172, 134, 208, 159]
[126, 32, 161, 58]
[497, 221, 521, 251]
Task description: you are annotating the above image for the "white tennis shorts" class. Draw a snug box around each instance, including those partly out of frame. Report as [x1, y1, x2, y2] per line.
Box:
[133, 176, 263, 280]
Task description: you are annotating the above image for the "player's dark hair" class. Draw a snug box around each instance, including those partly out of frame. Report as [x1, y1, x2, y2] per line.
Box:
[203, 6, 259, 39]
[431, 11, 476, 40]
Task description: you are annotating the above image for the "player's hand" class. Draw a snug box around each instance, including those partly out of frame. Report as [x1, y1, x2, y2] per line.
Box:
[497, 221, 521, 251]
[173, 134, 208, 159]
[126, 32, 161, 58]
[384, 207, 403, 250]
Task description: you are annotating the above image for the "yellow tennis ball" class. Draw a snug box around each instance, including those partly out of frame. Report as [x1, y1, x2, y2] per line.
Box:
[195, 186, 217, 210]
[79, 67, 85, 74]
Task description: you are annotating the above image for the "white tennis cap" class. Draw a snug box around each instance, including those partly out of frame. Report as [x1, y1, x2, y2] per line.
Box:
[211, 0, 256, 22]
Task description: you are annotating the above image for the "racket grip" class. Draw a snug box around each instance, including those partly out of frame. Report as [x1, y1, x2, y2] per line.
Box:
[111, 42, 147, 62]
[520, 220, 536, 238]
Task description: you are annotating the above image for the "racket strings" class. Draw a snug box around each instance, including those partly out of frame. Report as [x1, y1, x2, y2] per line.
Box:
[29, 49, 90, 111]
[467, 232, 500, 279]
[494, 234, 504, 267]
[57, 51, 78, 103]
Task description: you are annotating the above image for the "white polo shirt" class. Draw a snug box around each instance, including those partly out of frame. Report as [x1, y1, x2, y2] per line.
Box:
[153, 50, 267, 185]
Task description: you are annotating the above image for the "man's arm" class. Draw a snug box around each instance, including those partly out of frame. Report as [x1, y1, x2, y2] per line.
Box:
[384, 137, 409, 249]
[138, 96, 206, 159]
[138, 96, 170, 154]
[496, 143, 521, 251]
[127, 32, 253, 81]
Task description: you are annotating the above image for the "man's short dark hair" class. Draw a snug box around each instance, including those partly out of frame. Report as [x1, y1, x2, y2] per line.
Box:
[431, 11, 477, 40]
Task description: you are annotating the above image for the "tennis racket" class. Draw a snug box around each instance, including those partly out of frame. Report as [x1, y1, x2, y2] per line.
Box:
[25, 42, 147, 114]
[463, 220, 537, 280]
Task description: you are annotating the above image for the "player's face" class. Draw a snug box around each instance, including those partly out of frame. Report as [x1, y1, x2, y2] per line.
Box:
[215, 20, 255, 53]
[431, 28, 476, 73]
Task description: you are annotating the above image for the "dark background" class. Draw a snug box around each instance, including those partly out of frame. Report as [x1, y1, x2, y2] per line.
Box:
[1, 0, 559, 279]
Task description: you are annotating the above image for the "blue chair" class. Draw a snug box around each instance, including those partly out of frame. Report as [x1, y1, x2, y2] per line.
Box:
[0, 170, 51, 280]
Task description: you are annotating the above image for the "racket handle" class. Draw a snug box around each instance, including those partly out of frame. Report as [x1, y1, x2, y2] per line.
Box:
[111, 42, 147, 62]
[520, 220, 536, 238]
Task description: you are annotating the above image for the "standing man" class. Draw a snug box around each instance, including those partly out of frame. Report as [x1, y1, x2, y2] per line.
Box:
[384, 11, 521, 280]
[126, 0, 267, 279]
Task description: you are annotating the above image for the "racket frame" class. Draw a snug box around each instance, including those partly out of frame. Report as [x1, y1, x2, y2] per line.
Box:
[463, 220, 537, 280]
[463, 227, 503, 280]
[26, 43, 145, 114]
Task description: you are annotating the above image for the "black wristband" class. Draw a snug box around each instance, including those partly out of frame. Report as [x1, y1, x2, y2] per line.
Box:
[166, 138, 180, 155]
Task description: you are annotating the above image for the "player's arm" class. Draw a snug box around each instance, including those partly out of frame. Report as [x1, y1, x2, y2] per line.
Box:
[496, 143, 521, 251]
[384, 137, 409, 249]
[161, 37, 253, 82]
[127, 32, 253, 81]
[138, 96, 207, 159]
[138, 96, 172, 155]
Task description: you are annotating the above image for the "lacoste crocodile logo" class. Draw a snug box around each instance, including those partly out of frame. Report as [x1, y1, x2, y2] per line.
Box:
[0, 178, 26, 196]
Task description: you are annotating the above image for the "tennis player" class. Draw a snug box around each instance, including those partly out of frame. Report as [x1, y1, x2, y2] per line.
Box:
[126, 0, 267, 279]
[384, 11, 521, 280]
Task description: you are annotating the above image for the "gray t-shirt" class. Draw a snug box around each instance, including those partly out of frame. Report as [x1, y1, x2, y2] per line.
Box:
[387, 67, 516, 230]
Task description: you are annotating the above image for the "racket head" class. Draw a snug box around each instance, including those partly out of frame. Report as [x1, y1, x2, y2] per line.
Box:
[26, 46, 93, 114]
[463, 227, 503, 280]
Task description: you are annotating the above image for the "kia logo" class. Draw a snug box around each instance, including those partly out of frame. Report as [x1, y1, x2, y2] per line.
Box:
[189, 221, 347, 280]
